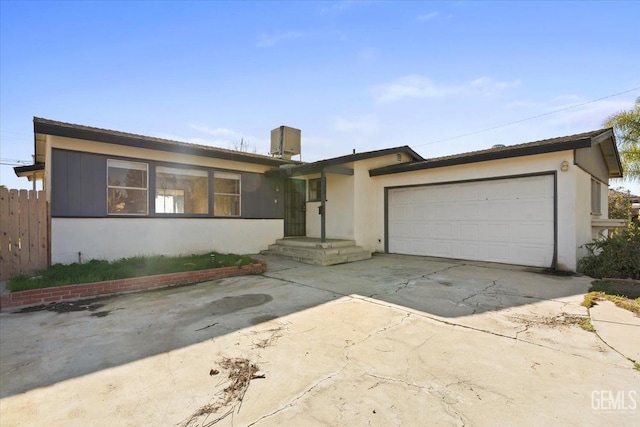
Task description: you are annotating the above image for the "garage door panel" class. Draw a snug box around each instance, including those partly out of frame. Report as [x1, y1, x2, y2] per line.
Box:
[479, 181, 511, 200]
[432, 222, 455, 239]
[390, 205, 409, 220]
[518, 199, 554, 220]
[458, 242, 480, 259]
[513, 222, 554, 243]
[433, 241, 453, 258]
[459, 223, 480, 239]
[456, 202, 480, 220]
[479, 201, 511, 220]
[486, 223, 510, 241]
[486, 244, 510, 263]
[388, 175, 554, 268]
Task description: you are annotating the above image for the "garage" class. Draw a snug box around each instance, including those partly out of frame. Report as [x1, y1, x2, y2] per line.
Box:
[387, 174, 555, 268]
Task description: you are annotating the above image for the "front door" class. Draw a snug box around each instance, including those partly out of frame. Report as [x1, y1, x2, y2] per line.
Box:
[284, 179, 306, 236]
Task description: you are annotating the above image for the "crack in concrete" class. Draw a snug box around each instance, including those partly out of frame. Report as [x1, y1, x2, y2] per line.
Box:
[460, 280, 499, 305]
[267, 263, 602, 364]
[587, 307, 638, 367]
[247, 313, 412, 426]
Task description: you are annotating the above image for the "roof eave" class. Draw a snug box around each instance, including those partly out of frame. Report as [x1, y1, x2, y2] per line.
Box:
[369, 138, 594, 177]
[14, 163, 45, 178]
[33, 118, 294, 167]
[268, 146, 423, 177]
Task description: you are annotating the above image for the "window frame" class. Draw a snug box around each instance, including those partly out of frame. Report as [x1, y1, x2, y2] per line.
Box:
[213, 171, 242, 217]
[154, 165, 210, 216]
[308, 178, 321, 202]
[107, 159, 149, 216]
[591, 178, 602, 215]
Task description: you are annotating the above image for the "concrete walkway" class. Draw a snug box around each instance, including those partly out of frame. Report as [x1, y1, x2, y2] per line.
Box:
[590, 299, 640, 363]
[1, 254, 638, 426]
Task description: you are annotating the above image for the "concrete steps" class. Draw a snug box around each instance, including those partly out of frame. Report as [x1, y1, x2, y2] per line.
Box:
[262, 238, 372, 266]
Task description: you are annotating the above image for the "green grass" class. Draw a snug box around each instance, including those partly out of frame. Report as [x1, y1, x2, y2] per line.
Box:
[8, 252, 255, 292]
[578, 317, 596, 332]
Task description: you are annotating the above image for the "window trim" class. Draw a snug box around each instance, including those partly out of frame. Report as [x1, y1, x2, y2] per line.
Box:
[107, 159, 149, 216]
[591, 178, 602, 215]
[154, 165, 210, 215]
[213, 171, 242, 217]
[308, 178, 321, 202]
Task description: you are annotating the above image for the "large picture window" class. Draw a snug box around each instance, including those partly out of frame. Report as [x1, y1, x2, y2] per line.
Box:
[156, 166, 209, 214]
[214, 172, 241, 216]
[107, 159, 148, 215]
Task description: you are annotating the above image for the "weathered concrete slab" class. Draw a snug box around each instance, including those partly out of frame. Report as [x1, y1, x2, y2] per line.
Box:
[591, 299, 640, 362]
[1, 254, 637, 426]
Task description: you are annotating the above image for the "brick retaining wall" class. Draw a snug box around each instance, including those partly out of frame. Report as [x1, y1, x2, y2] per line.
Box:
[0, 261, 266, 310]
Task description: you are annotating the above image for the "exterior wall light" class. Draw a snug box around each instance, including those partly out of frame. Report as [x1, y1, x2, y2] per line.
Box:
[561, 160, 570, 172]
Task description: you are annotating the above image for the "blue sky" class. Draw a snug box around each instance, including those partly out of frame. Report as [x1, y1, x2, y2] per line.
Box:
[1, 1, 639, 193]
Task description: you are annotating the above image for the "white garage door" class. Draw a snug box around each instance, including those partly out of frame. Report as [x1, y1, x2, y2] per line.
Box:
[387, 175, 555, 267]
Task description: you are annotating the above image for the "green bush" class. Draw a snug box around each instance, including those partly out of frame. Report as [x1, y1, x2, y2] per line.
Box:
[578, 225, 640, 279]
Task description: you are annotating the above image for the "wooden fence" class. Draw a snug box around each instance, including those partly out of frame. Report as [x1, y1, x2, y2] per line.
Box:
[0, 188, 49, 281]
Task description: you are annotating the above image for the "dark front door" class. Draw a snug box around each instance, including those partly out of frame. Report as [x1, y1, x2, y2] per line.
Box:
[284, 179, 306, 236]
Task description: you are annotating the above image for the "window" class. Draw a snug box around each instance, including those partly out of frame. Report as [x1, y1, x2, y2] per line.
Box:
[591, 178, 601, 215]
[107, 159, 148, 214]
[308, 178, 321, 202]
[214, 172, 241, 216]
[155, 166, 209, 214]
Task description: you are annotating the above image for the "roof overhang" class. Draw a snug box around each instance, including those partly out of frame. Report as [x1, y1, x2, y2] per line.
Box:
[369, 128, 624, 177]
[592, 129, 623, 178]
[266, 146, 423, 177]
[14, 163, 45, 181]
[32, 117, 296, 168]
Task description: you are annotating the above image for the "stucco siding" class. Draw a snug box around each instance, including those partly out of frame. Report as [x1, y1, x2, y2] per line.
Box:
[51, 218, 283, 264]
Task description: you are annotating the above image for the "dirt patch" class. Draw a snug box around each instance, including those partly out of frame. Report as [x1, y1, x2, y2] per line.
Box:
[208, 294, 273, 316]
[252, 326, 285, 349]
[180, 357, 264, 427]
[510, 313, 592, 329]
[14, 297, 108, 314]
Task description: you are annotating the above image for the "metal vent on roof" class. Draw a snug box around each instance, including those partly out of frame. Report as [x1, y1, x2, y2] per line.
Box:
[271, 126, 301, 160]
[492, 144, 506, 149]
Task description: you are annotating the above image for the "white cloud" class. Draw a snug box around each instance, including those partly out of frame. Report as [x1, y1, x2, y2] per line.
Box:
[332, 114, 379, 133]
[187, 124, 241, 139]
[160, 124, 271, 155]
[372, 75, 520, 102]
[469, 77, 521, 94]
[257, 31, 305, 47]
[417, 12, 439, 21]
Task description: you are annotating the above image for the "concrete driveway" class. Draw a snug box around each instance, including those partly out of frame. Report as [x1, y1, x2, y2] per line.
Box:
[1, 254, 637, 426]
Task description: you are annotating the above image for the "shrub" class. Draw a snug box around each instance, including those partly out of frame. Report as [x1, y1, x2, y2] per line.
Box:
[578, 225, 640, 279]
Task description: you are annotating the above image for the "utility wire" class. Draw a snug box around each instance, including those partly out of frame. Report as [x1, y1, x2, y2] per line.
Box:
[414, 86, 640, 148]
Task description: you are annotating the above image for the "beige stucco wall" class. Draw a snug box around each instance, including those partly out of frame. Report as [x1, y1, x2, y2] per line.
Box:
[304, 152, 413, 241]
[305, 173, 355, 240]
[51, 218, 283, 264]
[355, 150, 590, 271]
